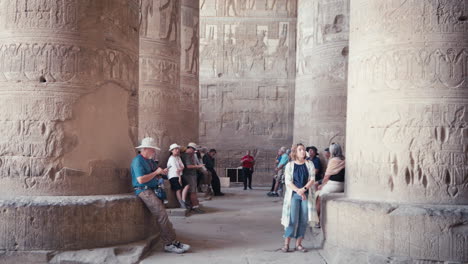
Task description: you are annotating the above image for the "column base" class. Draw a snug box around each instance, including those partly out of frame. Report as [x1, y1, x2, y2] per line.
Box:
[321, 197, 468, 263]
[0, 194, 158, 251]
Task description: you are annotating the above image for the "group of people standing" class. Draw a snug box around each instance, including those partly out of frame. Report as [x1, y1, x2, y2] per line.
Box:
[278, 143, 346, 252]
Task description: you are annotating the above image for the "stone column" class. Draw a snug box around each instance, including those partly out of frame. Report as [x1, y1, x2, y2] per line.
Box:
[199, 0, 296, 184]
[180, 0, 200, 143]
[294, 0, 349, 152]
[323, 1, 468, 263]
[0, 0, 156, 252]
[139, 0, 199, 208]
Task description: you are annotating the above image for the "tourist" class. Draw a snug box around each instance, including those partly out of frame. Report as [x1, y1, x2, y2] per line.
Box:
[268, 147, 289, 197]
[182, 142, 206, 213]
[315, 143, 345, 228]
[203, 149, 224, 196]
[131, 137, 190, 254]
[240, 150, 255, 190]
[167, 143, 190, 209]
[281, 143, 318, 253]
[306, 146, 323, 183]
[268, 148, 284, 195]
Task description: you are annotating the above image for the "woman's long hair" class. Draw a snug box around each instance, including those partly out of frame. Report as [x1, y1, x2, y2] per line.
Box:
[330, 143, 345, 160]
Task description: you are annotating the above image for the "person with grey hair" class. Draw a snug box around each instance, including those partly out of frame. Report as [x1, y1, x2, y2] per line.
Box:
[314, 143, 345, 228]
[131, 137, 190, 253]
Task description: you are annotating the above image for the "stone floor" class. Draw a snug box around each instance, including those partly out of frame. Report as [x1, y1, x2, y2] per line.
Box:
[141, 187, 326, 264]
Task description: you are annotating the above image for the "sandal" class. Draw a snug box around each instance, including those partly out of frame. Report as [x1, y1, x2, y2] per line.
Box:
[280, 244, 290, 253]
[296, 245, 308, 252]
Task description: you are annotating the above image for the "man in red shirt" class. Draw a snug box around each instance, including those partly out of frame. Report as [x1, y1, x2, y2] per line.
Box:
[240, 150, 255, 190]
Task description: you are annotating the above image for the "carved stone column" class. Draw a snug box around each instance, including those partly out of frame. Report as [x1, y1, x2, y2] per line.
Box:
[323, 1, 468, 263]
[294, 0, 349, 152]
[199, 0, 297, 184]
[0, 0, 156, 252]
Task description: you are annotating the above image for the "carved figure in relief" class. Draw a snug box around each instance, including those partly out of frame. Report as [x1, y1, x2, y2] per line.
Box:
[200, 26, 217, 76]
[160, 0, 178, 41]
[226, 0, 238, 16]
[185, 22, 199, 74]
[250, 31, 267, 72]
[271, 24, 288, 76]
[224, 27, 236, 75]
[140, 0, 153, 37]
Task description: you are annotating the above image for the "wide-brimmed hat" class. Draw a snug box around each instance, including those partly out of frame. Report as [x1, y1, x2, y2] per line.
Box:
[187, 142, 198, 150]
[169, 143, 181, 151]
[135, 137, 161, 150]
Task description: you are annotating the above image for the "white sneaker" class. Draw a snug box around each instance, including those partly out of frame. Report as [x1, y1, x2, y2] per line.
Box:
[164, 242, 186, 254]
[174, 241, 191, 251]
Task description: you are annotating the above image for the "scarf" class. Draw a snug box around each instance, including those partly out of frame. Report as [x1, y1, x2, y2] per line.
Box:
[325, 157, 345, 176]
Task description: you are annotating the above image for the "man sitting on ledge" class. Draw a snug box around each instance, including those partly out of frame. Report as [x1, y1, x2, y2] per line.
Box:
[131, 137, 191, 254]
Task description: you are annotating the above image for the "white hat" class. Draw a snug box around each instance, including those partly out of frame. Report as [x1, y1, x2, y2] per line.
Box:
[169, 143, 181, 151]
[187, 142, 198, 150]
[135, 137, 161, 150]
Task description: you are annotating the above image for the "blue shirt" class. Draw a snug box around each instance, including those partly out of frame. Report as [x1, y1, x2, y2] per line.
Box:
[293, 163, 309, 193]
[277, 153, 289, 168]
[131, 154, 159, 195]
[311, 156, 322, 180]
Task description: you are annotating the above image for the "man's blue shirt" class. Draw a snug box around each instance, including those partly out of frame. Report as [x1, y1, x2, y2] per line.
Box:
[131, 154, 159, 195]
[277, 153, 289, 168]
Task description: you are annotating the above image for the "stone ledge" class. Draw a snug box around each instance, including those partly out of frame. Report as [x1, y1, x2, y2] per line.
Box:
[0, 194, 158, 251]
[321, 198, 468, 263]
[0, 234, 159, 264]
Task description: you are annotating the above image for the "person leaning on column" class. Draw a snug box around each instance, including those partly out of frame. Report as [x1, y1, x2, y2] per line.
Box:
[130, 137, 190, 254]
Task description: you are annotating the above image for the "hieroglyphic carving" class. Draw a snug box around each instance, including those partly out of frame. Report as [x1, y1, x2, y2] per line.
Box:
[200, 1, 296, 184]
[293, 0, 349, 150]
[346, 0, 468, 204]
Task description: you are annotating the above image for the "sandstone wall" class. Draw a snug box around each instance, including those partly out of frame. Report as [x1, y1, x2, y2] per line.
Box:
[323, 1, 468, 262]
[294, 0, 348, 151]
[0, 0, 158, 251]
[199, 0, 296, 183]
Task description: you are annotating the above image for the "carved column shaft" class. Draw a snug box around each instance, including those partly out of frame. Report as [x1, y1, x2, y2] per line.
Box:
[294, 0, 349, 152]
[322, 1, 468, 263]
[0, 0, 157, 252]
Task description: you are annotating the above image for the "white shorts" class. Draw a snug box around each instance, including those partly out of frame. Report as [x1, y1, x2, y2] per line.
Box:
[316, 181, 344, 198]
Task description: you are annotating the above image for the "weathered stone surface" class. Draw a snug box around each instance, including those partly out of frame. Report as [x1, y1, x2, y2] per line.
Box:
[294, 0, 349, 150]
[322, 198, 468, 263]
[0, 0, 140, 196]
[139, 0, 199, 154]
[0, 195, 158, 251]
[320, 1, 468, 263]
[199, 0, 297, 184]
[346, 0, 468, 204]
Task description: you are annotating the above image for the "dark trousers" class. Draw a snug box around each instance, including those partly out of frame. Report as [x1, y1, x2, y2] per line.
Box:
[208, 168, 222, 195]
[270, 178, 276, 192]
[242, 167, 252, 189]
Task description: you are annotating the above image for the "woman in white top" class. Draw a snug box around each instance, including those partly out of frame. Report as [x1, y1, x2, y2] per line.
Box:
[167, 143, 190, 209]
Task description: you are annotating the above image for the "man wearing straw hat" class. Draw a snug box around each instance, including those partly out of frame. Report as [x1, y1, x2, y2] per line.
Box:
[131, 137, 190, 254]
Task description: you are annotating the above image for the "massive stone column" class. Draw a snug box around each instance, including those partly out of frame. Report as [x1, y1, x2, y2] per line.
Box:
[0, 0, 156, 252]
[294, 0, 348, 151]
[139, 0, 198, 157]
[199, 0, 296, 184]
[323, 1, 468, 263]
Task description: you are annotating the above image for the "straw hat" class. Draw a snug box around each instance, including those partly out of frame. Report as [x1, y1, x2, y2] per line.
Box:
[135, 137, 161, 150]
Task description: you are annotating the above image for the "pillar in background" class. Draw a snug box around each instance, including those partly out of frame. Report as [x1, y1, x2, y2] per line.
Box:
[294, 0, 349, 152]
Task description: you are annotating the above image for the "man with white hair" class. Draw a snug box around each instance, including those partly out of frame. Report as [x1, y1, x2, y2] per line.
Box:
[131, 137, 190, 254]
